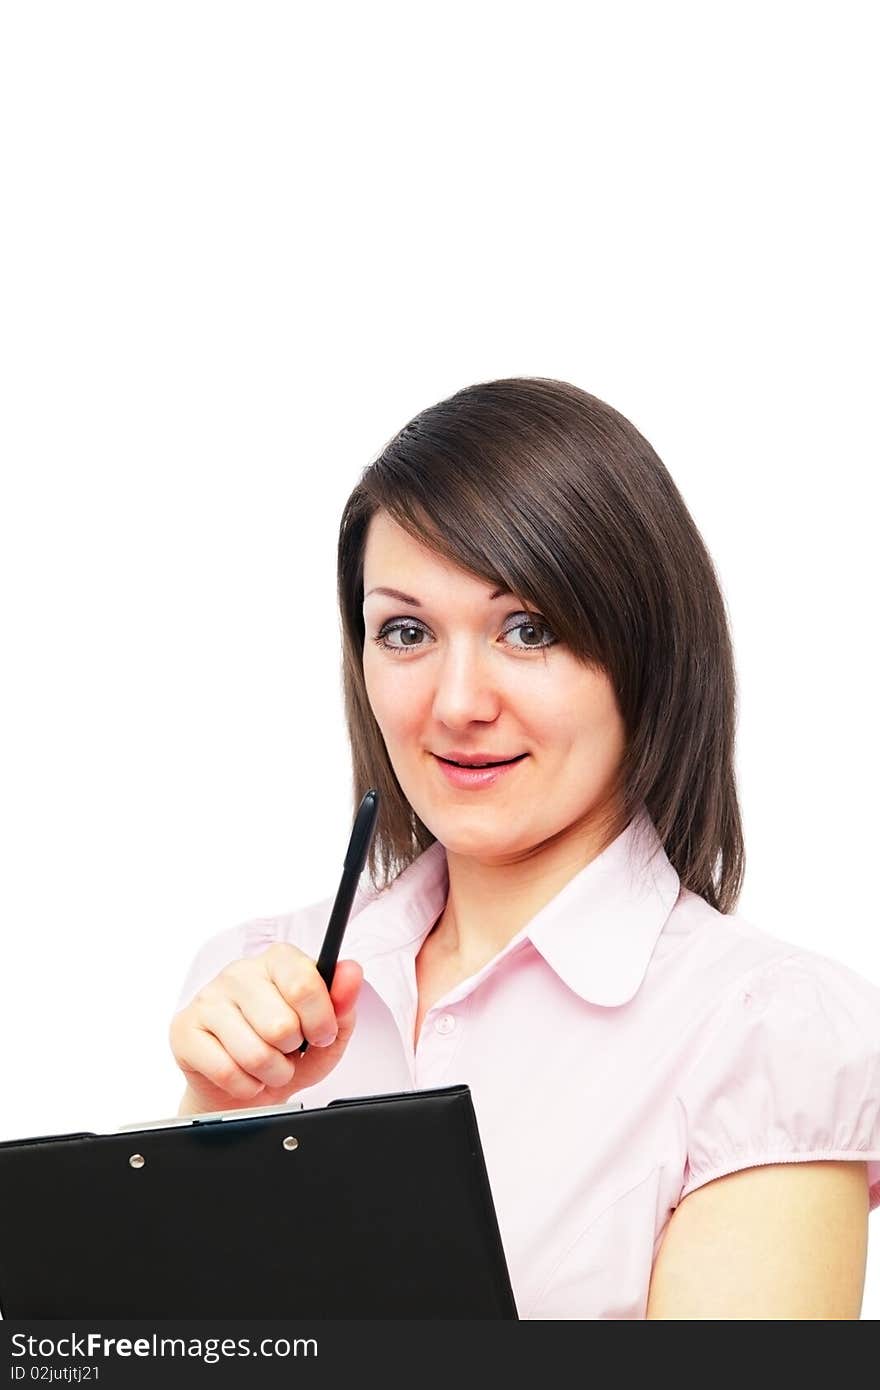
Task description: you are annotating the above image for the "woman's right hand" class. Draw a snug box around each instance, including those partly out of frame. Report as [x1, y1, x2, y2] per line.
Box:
[169, 944, 364, 1115]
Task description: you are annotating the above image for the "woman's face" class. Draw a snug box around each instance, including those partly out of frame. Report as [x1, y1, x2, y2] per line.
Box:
[361, 510, 628, 863]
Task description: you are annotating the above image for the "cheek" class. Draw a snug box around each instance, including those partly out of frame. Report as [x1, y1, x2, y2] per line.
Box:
[361, 655, 386, 728]
[561, 675, 627, 754]
[362, 657, 419, 741]
[589, 694, 628, 770]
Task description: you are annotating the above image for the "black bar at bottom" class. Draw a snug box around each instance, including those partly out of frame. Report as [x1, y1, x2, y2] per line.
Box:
[2, 1320, 586, 1388]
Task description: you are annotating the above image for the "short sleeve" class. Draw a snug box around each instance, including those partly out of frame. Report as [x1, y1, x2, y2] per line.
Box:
[677, 951, 880, 1213]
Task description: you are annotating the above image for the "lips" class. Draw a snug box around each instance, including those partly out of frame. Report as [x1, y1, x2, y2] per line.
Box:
[435, 753, 527, 768]
[433, 752, 528, 790]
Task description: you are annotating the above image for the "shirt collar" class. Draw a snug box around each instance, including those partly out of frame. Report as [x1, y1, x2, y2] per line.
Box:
[346, 803, 681, 1007]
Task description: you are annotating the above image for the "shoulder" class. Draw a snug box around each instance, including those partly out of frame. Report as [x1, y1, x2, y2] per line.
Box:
[661, 884, 804, 970]
[658, 886, 879, 1025]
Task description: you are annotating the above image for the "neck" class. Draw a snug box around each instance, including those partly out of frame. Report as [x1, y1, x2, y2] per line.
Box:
[429, 806, 624, 971]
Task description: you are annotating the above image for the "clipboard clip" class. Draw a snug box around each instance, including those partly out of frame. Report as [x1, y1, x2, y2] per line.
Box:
[192, 1099, 307, 1125]
[117, 1099, 305, 1132]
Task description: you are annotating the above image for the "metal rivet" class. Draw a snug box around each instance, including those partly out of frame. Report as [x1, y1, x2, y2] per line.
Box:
[282, 1136, 299, 1151]
[129, 1153, 145, 1169]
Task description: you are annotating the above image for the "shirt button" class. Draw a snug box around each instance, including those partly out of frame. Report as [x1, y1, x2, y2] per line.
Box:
[434, 1013, 456, 1036]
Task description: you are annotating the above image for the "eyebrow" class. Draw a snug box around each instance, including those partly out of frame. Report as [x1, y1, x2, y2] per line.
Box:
[364, 585, 513, 606]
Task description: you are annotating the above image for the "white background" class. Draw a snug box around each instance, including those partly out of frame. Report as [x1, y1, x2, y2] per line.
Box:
[1, 1, 878, 1315]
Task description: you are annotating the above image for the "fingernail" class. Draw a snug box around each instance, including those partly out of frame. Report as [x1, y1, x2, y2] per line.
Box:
[314, 1032, 338, 1048]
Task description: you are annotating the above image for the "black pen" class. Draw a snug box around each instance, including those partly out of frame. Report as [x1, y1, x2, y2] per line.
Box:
[297, 788, 380, 1055]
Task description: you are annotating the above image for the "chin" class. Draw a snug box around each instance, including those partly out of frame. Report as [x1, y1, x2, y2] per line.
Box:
[430, 819, 526, 856]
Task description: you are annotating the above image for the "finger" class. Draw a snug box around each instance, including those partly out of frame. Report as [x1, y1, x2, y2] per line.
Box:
[263, 951, 341, 1047]
[197, 997, 298, 1089]
[174, 1026, 269, 1102]
[221, 971, 305, 1053]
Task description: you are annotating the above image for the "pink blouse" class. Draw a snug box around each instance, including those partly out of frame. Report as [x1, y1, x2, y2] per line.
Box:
[173, 805, 880, 1319]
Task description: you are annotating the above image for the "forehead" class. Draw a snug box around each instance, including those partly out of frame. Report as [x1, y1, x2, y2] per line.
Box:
[363, 511, 497, 597]
[362, 510, 430, 570]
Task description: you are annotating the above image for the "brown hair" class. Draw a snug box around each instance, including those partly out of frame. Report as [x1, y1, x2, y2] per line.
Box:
[337, 376, 744, 913]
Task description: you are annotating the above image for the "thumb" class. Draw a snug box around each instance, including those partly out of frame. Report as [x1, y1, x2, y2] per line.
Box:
[329, 958, 364, 1035]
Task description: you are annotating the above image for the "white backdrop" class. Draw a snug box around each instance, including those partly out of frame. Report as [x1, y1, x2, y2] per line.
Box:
[1, 0, 877, 1317]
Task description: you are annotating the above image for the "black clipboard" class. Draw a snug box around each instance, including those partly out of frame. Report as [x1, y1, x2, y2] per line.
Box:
[0, 1083, 518, 1319]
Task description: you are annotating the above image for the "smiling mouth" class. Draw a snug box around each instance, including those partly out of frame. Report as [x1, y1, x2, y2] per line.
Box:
[435, 754, 528, 769]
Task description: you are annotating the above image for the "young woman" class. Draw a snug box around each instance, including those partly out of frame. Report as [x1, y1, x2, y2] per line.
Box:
[169, 377, 880, 1319]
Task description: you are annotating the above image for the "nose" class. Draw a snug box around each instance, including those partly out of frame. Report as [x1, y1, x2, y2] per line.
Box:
[430, 638, 503, 729]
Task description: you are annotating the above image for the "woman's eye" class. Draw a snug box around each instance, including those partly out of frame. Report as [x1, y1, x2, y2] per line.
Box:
[372, 617, 557, 656]
[375, 621, 429, 653]
[504, 619, 556, 650]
